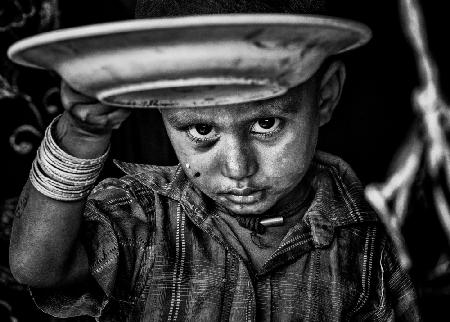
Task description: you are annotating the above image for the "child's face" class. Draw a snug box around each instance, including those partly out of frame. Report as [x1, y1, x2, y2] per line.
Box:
[162, 79, 321, 216]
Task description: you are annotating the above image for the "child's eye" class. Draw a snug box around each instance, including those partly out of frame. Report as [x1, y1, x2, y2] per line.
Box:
[186, 124, 218, 142]
[250, 118, 282, 136]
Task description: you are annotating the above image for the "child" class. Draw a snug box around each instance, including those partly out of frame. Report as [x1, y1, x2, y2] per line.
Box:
[9, 0, 421, 320]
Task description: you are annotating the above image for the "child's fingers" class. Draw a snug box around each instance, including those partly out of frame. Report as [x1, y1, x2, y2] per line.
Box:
[60, 81, 131, 132]
[60, 81, 96, 109]
[107, 109, 132, 129]
[69, 103, 117, 122]
[60, 81, 117, 115]
[84, 108, 131, 130]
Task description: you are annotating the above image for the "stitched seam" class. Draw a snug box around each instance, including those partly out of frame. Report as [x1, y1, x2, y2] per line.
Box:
[266, 236, 313, 263]
[92, 254, 117, 274]
[373, 243, 387, 317]
[167, 205, 181, 320]
[174, 206, 186, 320]
[167, 204, 185, 321]
[350, 226, 376, 315]
[279, 232, 311, 249]
[245, 280, 254, 322]
[304, 250, 317, 321]
[220, 253, 238, 322]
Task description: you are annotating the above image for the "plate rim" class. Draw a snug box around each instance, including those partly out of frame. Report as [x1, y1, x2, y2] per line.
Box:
[8, 13, 372, 68]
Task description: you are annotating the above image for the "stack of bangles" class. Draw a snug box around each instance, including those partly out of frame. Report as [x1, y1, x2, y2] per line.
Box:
[29, 115, 109, 201]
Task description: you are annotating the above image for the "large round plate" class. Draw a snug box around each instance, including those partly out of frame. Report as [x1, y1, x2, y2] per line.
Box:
[8, 14, 371, 108]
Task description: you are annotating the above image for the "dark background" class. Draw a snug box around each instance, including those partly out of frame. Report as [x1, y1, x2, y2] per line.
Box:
[1, 0, 449, 321]
[2, 0, 445, 191]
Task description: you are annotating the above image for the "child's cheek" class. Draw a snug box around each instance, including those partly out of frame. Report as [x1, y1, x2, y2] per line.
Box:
[183, 161, 201, 178]
[263, 137, 312, 183]
[182, 155, 210, 183]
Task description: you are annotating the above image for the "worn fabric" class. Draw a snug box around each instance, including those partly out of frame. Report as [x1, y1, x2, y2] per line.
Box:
[31, 151, 421, 321]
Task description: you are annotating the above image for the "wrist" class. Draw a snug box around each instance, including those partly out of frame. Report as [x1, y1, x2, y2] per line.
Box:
[55, 112, 111, 159]
[29, 115, 109, 201]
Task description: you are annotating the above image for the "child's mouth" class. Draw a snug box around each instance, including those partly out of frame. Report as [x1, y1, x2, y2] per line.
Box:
[219, 188, 264, 205]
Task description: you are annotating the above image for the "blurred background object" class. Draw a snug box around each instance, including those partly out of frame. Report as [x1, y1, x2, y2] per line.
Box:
[1, 0, 449, 321]
[1, 1, 62, 319]
[365, 0, 450, 320]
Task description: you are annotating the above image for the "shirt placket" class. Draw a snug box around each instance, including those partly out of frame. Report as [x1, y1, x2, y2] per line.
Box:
[180, 201, 261, 322]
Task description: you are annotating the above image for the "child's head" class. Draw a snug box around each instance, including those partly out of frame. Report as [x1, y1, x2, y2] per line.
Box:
[161, 60, 345, 215]
[136, 0, 347, 215]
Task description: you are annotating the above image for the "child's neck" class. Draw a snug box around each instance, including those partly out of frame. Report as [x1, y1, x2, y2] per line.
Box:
[215, 181, 314, 271]
[228, 181, 313, 235]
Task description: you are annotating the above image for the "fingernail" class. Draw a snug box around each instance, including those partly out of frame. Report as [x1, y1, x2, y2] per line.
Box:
[79, 109, 89, 122]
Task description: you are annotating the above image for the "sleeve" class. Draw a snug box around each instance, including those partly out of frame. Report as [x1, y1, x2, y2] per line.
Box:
[358, 233, 422, 321]
[380, 238, 422, 321]
[353, 228, 423, 321]
[30, 177, 154, 319]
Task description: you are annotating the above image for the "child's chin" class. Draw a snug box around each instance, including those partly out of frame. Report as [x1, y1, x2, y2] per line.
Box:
[221, 201, 271, 216]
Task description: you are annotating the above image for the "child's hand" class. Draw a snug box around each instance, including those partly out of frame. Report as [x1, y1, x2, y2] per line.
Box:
[55, 81, 131, 158]
[60, 81, 131, 136]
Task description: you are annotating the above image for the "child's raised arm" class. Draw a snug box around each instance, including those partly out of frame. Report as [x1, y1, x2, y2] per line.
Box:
[9, 82, 131, 288]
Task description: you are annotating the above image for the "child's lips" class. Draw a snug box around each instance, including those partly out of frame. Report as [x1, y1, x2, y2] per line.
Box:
[219, 187, 264, 205]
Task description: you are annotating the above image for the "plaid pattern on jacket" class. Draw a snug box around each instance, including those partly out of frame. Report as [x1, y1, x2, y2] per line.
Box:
[31, 151, 421, 321]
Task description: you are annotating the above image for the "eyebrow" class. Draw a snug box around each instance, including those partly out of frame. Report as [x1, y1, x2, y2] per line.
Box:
[164, 96, 301, 128]
[261, 97, 300, 114]
[165, 110, 213, 128]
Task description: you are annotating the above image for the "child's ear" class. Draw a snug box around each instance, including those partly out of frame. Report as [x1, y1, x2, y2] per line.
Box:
[317, 60, 346, 126]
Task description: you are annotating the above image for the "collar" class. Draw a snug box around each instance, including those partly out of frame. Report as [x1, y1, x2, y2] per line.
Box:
[301, 151, 378, 247]
[113, 151, 378, 249]
[113, 160, 211, 227]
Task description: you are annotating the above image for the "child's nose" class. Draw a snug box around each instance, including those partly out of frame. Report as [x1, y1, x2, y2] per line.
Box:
[220, 137, 258, 181]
